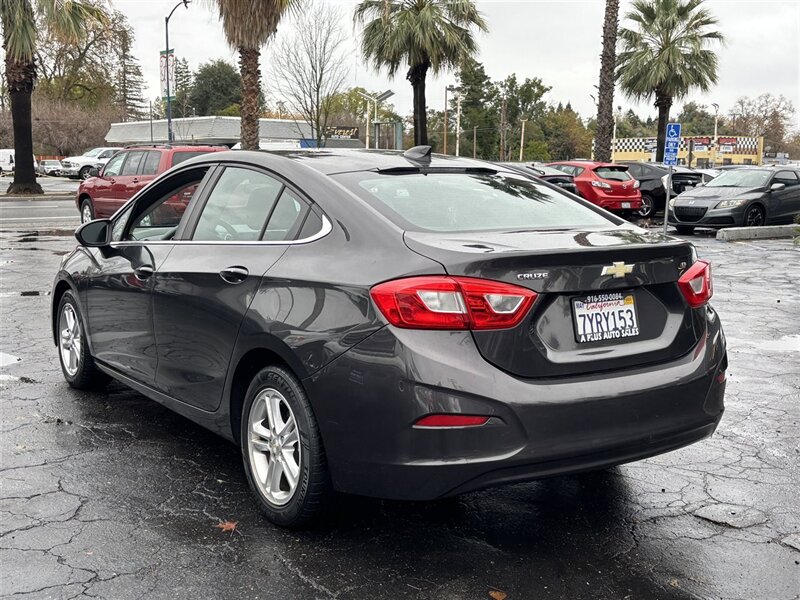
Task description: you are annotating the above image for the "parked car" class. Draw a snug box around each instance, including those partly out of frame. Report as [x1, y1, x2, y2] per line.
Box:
[61, 147, 119, 180]
[53, 147, 726, 527]
[692, 168, 721, 182]
[501, 162, 578, 195]
[76, 144, 228, 223]
[619, 162, 704, 218]
[0, 149, 39, 175]
[547, 161, 642, 214]
[37, 159, 64, 177]
[668, 166, 800, 234]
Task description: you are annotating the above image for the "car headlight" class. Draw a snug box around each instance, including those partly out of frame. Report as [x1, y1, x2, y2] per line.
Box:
[668, 198, 677, 209]
[715, 199, 747, 209]
[591, 180, 612, 189]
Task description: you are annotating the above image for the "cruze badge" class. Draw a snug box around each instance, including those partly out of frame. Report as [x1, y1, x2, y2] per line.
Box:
[601, 262, 634, 278]
[517, 272, 549, 280]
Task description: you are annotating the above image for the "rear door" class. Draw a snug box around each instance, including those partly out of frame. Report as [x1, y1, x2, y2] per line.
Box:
[152, 164, 310, 411]
[113, 150, 146, 210]
[128, 150, 161, 197]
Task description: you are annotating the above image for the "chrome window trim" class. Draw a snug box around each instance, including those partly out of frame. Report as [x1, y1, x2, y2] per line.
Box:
[110, 213, 332, 247]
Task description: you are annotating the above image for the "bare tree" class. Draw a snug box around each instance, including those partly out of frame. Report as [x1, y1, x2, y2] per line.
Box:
[269, 1, 349, 147]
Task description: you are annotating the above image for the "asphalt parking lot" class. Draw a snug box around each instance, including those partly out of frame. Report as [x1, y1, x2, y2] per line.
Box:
[0, 226, 798, 600]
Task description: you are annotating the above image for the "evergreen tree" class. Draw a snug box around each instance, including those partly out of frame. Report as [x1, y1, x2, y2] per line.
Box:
[456, 58, 500, 159]
[116, 23, 147, 122]
[189, 60, 242, 116]
[174, 58, 194, 118]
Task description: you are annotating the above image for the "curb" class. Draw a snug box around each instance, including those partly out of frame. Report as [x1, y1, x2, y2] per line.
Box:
[716, 225, 799, 241]
[0, 194, 75, 203]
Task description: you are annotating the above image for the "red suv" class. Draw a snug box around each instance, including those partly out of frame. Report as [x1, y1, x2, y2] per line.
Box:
[547, 161, 642, 214]
[77, 145, 227, 223]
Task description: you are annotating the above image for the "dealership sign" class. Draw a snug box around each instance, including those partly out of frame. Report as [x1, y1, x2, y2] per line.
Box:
[325, 126, 359, 140]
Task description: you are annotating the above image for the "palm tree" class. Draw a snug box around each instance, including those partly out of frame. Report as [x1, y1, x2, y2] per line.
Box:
[355, 0, 487, 147]
[1, 0, 107, 194]
[208, 0, 296, 150]
[594, 0, 619, 163]
[617, 0, 723, 162]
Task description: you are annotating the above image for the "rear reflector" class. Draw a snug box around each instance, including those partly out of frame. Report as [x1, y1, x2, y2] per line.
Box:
[370, 276, 537, 330]
[414, 414, 490, 428]
[678, 260, 713, 308]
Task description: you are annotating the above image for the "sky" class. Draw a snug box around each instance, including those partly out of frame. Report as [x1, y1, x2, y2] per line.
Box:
[117, 0, 800, 127]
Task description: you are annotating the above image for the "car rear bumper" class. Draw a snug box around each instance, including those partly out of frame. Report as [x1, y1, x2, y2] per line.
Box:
[580, 190, 643, 211]
[304, 308, 727, 500]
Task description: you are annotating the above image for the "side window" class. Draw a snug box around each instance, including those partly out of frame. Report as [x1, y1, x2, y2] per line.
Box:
[297, 209, 323, 240]
[627, 164, 642, 178]
[125, 168, 209, 241]
[102, 153, 126, 177]
[774, 171, 799, 187]
[264, 189, 308, 241]
[120, 151, 146, 176]
[573, 167, 585, 176]
[192, 167, 284, 241]
[140, 151, 161, 175]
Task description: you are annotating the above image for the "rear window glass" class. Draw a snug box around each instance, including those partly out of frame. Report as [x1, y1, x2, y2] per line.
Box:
[595, 167, 632, 181]
[171, 151, 210, 167]
[335, 172, 612, 233]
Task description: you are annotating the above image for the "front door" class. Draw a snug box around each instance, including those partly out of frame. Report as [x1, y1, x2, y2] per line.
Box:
[92, 151, 128, 219]
[770, 170, 800, 222]
[84, 166, 213, 384]
[152, 165, 310, 411]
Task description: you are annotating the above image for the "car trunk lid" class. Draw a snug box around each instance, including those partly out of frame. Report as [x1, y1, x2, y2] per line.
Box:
[404, 227, 703, 378]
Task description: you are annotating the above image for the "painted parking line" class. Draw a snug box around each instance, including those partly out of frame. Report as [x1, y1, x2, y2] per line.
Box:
[0, 216, 80, 221]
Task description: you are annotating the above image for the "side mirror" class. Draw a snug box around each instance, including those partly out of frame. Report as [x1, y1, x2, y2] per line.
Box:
[770, 182, 786, 192]
[89, 167, 100, 178]
[75, 219, 111, 247]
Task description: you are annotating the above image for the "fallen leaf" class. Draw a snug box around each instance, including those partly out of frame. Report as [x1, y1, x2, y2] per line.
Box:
[215, 520, 238, 533]
[489, 591, 507, 600]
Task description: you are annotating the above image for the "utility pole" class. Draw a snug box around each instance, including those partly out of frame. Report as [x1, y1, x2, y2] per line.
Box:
[499, 97, 507, 161]
[519, 119, 528, 161]
[455, 92, 462, 157]
[711, 102, 720, 167]
[473, 126, 477, 159]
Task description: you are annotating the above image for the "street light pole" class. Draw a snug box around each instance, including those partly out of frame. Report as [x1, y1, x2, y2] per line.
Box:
[443, 86, 449, 154]
[519, 119, 528, 161]
[165, 0, 190, 144]
[455, 93, 462, 157]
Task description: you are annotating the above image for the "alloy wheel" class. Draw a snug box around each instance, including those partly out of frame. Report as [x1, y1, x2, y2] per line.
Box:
[59, 303, 82, 377]
[745, 206, 764, 227]
[81, 203, 93, 223]
[638, 195, 654, 218]
[247, 387, 301, 506]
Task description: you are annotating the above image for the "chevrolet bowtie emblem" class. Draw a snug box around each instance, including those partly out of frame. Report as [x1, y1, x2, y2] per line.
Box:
[601, 261, 634, 278]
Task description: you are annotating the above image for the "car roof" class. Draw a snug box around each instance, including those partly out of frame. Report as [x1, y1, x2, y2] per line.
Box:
[180, 148, 510, 176]
[548, 161, 620, 168]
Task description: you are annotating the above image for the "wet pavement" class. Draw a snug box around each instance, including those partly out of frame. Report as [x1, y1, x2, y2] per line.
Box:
[0, 228, 798, 600]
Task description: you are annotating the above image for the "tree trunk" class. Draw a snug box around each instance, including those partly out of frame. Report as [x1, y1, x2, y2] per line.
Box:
[239, 47, 261, 151]
[594, 0, 619, 163]
[407, 60, 430, 147]
[654, 92, 672, 163]
[4, 53, 42, 194]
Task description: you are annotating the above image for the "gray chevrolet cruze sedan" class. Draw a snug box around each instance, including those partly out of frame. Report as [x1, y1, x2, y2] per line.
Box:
[52, 148, 727, 527]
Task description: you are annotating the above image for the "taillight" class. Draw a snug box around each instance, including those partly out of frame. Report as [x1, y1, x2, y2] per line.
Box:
[414, 414, 490, 428]
[678, 260, 713, 308]
[370, 276, 537, 330]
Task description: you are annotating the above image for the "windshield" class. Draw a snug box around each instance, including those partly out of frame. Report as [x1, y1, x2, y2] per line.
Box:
[83, 148, 103, 157]
[706, 169, 771, 188]
[335, 172, 612, 233]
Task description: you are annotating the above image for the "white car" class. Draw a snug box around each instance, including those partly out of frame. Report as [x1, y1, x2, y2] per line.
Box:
[60, 147, 119, 180]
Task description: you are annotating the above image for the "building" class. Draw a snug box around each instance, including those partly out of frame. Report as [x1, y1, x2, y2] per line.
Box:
[610, 135, 763, 167]
[105, 116, 364, 149]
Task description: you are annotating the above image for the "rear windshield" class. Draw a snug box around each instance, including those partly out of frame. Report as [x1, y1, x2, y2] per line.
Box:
[171, 151, 211, 167]
[594, 166, 632, 181]
[334, 171, 612, 233]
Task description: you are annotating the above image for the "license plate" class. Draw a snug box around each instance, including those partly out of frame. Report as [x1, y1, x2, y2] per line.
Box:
[621, 202, 631, 209]
[572, 292, 640, 343]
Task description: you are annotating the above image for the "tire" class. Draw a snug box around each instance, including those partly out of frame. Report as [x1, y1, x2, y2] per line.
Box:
[744, 204, 765, 227]
[675, 225, 695, 235]
[638, 194, 656, 218]
[80, 198, 95, 223]
[79, 166, 92, 180]
[241, 365, 332, 528]
[56, 291, 109, 390]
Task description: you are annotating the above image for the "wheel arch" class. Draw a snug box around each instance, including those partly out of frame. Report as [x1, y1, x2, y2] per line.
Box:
[227, 343, 309, 446]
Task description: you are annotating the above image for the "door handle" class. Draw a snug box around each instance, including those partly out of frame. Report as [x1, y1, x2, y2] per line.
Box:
[219, 266, 249, 284]
[134, 264, 154, 280]
[109, 178, 116, 184]
[132, 178, 139, 184]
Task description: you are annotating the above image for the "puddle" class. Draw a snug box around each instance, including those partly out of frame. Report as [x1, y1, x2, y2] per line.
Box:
[726, 335, 800, 354]
[0, 374, 36, 383]
[0, 352, 21, 367]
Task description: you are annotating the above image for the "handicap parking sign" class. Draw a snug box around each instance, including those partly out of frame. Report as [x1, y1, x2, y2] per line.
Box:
[664, 122, 681, 166]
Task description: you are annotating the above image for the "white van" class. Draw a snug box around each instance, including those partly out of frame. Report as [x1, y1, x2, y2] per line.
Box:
[0, 149, 38, 175]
